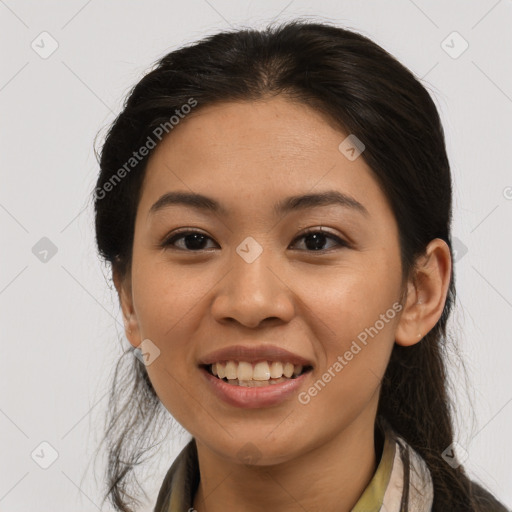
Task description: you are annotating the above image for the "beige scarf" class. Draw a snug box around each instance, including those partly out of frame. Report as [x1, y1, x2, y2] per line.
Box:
[380, 432, 434, 510]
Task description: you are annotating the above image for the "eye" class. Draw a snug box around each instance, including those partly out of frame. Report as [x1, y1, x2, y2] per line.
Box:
[290, 227, 349, 252]
[161, 227, 349, 252]
[161, 230, 218, 251]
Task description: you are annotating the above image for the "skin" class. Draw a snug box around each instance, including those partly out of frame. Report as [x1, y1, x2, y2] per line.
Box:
[115, 96, 452, 512]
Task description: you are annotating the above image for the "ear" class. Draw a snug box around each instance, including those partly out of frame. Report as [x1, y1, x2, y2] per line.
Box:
[113, 265, 142, 348]
[395, 238, 452, 346]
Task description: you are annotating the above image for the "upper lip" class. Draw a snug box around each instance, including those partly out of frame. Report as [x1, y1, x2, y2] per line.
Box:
[198, 344, 314, 367]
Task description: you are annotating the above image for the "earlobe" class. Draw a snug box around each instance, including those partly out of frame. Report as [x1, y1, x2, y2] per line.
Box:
[394, 238, 452, 347]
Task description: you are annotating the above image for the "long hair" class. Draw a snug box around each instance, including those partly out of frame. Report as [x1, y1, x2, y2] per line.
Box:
[92, 19, 507, 511]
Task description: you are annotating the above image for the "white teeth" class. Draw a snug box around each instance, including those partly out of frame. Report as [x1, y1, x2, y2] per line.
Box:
[237, 361, 253, 381]
[238, 377, 289, 387]
[209, 360, 308, 381]
[269, 361, 283, 378]
[253, 361, 271, 380]
[225, 361, 238, 380]
[214, 363, 225, 379]
[283, 362, 294, 378]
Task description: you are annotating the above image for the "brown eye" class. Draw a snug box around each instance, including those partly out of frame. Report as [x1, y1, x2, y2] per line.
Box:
[162, 230, 217, 251]
[290, 228, 349, 252]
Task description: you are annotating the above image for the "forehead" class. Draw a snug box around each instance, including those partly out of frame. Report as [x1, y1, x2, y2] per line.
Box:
[138, 97, 391, 223]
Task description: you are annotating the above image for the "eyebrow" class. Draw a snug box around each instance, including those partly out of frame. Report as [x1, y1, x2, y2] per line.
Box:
[148, 190, 369, 218]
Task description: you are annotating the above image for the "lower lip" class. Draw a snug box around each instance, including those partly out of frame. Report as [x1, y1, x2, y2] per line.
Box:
[199, 366, 312, 409]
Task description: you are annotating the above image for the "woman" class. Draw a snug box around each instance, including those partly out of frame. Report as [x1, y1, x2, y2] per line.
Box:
[93, 19, 509, 512]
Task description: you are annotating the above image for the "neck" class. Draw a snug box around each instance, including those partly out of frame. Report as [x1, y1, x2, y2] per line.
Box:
[192, 410, 382, 512]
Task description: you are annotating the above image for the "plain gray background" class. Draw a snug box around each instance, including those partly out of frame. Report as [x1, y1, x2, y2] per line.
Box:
[1, 1, 511, 510]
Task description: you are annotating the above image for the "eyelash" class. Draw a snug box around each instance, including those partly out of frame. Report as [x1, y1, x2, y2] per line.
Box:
[161, 227, 350, 253]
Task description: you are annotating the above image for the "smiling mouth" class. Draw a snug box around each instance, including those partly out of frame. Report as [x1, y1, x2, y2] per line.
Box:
[200, 361, 313, 387]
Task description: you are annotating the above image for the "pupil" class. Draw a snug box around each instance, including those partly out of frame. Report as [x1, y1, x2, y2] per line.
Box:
[185, 233, 207, 250]
[305, 233, 327, 251]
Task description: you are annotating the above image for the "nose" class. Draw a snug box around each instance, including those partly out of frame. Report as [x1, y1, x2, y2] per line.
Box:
[210, 245, 295, 329]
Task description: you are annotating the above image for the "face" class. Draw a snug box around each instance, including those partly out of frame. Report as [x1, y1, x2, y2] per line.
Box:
[118, 96, 409, 465]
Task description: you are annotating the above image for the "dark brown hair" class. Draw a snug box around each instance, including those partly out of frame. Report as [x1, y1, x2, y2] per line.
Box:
[93, 19, 508, 512]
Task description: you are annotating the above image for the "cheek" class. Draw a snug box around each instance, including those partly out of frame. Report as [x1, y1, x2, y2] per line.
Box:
[130, 262, 202, 397]
[299, 260, 400, 394]
[299, 256, 400, 336]
[132, 257, 203, 336]
[299, 310, 397, 431]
